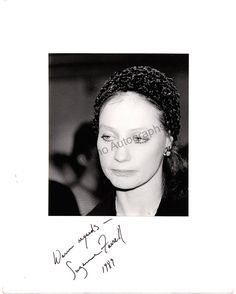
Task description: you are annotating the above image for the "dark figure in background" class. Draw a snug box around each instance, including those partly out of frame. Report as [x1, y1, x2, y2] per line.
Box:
[49, 180, 80, 215]
[49, 121, 111, 215]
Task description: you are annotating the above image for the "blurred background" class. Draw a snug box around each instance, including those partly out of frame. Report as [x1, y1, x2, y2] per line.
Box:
[49, 53, 188, 215]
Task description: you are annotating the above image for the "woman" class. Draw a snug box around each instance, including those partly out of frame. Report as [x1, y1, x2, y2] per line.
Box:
[88, 66, 188, 216]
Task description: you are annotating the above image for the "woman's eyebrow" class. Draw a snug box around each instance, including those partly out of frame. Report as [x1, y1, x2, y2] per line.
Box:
[99, 124, 119, 135]
[99, 124, 150, 133]
[129, 127, 149, 132]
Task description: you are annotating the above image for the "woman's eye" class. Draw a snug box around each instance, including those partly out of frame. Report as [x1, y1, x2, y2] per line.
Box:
[133, 135, 149, 144]
[101, 134, 113, 142]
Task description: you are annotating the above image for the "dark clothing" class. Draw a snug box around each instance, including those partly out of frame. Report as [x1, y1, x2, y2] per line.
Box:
[87, 190, 188, 216]
[49, 180, 80, 216]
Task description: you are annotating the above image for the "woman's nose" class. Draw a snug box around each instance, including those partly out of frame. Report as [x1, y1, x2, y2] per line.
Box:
[114, 143, 131, 162]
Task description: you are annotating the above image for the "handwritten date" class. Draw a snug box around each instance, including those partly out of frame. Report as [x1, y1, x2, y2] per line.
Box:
[102, 258, 115, 273]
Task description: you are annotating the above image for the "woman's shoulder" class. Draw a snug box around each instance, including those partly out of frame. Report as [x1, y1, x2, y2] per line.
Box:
[87, 185, 188, 216]
[156, 191, 188, 216]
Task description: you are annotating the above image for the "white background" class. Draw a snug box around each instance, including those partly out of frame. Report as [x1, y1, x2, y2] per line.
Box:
[0, 0, 235, 293]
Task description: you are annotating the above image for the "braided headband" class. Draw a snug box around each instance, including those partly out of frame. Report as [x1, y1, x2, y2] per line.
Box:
[93, 66, 180, 141]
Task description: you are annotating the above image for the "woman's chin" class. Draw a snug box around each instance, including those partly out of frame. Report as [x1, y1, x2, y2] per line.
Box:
[109, 178, 140, 191]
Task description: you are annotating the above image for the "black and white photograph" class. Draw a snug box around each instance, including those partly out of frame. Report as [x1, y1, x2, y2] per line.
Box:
[1, 0, 236, 293]
[49, 54, 189, 216]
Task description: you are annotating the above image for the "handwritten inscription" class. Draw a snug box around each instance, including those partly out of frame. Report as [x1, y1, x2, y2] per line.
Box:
[98, 225, 126, 253]
[53, 245, 74, 264]
[102, 258, 115, 273]
[52, 220, 126, 280]
[66, 261, 88, 280]
[77, 224, 99, 249]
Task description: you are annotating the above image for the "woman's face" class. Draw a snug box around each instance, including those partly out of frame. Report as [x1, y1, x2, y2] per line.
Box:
[97, 91, 172, 190]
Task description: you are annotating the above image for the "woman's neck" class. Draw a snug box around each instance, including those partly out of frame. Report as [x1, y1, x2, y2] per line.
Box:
[116, 167, 164, 216]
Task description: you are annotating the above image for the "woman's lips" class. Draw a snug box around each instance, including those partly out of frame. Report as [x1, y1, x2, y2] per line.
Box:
[111, 169, 137, 177]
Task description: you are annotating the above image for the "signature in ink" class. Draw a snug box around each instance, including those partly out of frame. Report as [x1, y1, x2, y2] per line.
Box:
[65, 225, 126, 280]
[66, 261, 88, 280]
[52, 220, 126, 280]
[98, 225, 126, 253]
[66, 250, 103, 280]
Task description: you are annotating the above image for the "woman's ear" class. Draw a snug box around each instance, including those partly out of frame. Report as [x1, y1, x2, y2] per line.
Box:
[165, 131, 174, 149]
[76, 154, 88, 166]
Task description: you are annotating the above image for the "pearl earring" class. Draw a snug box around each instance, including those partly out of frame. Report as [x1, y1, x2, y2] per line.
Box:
[164, 146, 171, 157]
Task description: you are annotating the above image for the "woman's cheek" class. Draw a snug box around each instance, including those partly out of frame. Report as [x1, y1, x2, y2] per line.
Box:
[98, 146, 111, 170]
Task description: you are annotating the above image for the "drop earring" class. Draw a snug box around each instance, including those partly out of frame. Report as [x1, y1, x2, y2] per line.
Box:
[163, 146, 171, 157]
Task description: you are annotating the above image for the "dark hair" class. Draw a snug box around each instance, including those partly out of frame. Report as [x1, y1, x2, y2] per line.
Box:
[93, 66, 187, 199]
